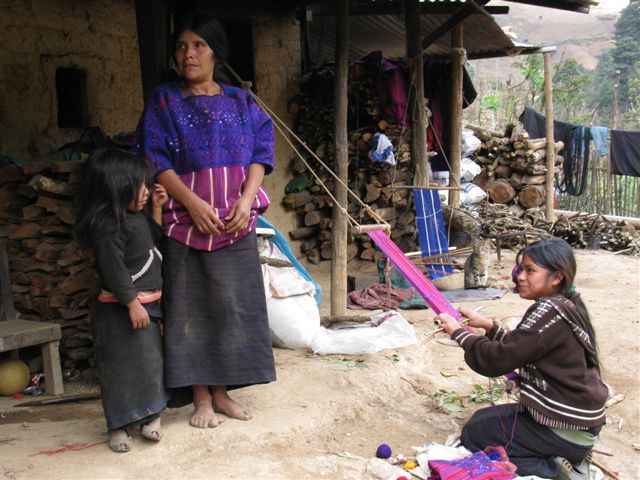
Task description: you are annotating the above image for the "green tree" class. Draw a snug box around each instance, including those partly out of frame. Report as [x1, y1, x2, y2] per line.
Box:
[551, 59, 592, 123]
[513, 55, 545, 108]
[589, 0, 640, 127]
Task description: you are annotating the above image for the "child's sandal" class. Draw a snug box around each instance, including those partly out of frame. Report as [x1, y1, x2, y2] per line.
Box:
[109, 429, 132, 453]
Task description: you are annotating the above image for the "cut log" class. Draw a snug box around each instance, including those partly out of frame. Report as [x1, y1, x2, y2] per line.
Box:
[487, 179, 516, 204]
[9, 222, 42, 239]
[306, 248, 320, 264]
[289, 226, 318, 240]
[29, 175, 77, 197]
[473, 170, 490, 191]
[518, 185, 546, 209]
[283, 190, 312, 209]
[51, 160, 86, 173]
[465, 124, 503, 142]
[520, 174, 546, 185]
[494, 165, 512, 179]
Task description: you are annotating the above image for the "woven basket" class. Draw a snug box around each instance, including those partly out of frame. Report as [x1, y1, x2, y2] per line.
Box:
[430, 271, 464, 291]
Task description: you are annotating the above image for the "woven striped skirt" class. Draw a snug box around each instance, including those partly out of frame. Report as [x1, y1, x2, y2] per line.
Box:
[162, 232, 276, 393]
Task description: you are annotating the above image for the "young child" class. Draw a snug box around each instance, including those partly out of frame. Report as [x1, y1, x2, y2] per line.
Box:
[437, 237, 608, 480]
[74, 148, 170, 452]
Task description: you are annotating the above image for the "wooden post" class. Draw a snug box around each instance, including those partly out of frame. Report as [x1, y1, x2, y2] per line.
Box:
[404, 0, 428, 186]
[606, 70, 621, 214]
[134, 0, 170, 102]
[331, 0, 349, 317]
[448, 24, 464, 207]
[0, 240, 17, 322]
[543, 52, 555, 220]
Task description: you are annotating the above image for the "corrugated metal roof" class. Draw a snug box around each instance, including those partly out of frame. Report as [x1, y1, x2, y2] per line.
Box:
[307, 10, 544, 62]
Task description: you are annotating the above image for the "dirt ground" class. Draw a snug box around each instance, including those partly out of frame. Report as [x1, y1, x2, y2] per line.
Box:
[1, 249, 638, 480]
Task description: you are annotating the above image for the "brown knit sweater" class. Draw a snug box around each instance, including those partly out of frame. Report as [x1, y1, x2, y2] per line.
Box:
[451, 295, 608, 429]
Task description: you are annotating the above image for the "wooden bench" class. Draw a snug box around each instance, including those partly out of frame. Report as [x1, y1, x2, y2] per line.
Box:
[0, 239, 64, 395]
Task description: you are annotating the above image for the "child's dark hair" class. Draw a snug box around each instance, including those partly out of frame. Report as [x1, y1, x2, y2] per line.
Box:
[517, 237, 601, 373]
[74, 148, 154, 249]
[172, 13, 230, 83]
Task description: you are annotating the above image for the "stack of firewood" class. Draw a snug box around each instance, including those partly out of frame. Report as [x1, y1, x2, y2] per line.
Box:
[466, 124, 563, 217]
[0, 155, 98, 371]
[285, 66, 419, 263]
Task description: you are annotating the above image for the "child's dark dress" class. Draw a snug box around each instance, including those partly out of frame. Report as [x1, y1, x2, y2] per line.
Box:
[90, 211, 169, 430]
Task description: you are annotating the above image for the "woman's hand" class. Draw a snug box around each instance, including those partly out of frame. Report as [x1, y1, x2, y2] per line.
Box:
[457, 306, 495, 331]
[127, 299, 150, 329]
[436, 313, 464, 335]
[186, 195, 225, 235]
[225, 196, 253, 233]
[151, 183, 168, 209]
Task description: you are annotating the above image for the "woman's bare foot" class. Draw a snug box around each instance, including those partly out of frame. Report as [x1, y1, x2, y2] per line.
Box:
[190, 385, 223, 428]
[212, 385, 252, 420]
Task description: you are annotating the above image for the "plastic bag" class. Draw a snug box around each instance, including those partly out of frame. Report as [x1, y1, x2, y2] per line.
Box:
[261, 242, 321, 349]
[460, 158, 482, 182]
[369, 133, 396, 166]
[459, 182, 486, 205]
[461, 130, 482, 158]
[311, 311, 417, 355]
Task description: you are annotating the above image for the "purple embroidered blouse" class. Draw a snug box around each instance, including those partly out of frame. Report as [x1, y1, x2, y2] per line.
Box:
[135, 82, 274, 251]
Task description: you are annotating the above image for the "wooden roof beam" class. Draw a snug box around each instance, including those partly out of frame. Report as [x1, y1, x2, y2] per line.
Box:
[421, 0, 489, 51]
[308, 3, 509, 16]
[503, 0, 592, 14]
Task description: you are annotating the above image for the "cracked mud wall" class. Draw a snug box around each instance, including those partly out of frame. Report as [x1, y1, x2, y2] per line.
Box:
[0, 0, 143, 157]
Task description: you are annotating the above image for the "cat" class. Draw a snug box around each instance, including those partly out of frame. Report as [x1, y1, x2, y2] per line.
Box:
[464, 232, 491, 289]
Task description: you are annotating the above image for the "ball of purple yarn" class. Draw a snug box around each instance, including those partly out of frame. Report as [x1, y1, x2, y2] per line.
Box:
[376, 443, 392, 459]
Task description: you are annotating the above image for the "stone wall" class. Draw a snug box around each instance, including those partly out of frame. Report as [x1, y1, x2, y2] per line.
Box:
[0, 0, 143, 158]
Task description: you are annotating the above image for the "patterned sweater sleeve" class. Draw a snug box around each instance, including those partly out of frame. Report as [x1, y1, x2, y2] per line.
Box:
[134, 87, 177, 174]
[450, 302, 551, 377]
[91, 217, 137, 305]
[247, 93, 275, 174]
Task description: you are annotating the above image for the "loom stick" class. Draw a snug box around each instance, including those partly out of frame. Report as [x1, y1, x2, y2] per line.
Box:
[15, 392, 101, 407]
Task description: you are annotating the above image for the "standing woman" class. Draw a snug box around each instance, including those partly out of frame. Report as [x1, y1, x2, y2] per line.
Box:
[135, 13, 276, 428]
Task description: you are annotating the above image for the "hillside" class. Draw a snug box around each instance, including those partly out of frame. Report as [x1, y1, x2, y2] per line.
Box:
[494, 1, 620, 70]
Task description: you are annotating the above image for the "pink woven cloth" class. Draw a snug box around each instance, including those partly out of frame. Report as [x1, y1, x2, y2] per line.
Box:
[347, 283, 415, 310]
[428, 449, 517, 480]
[367, 229, 461, 319]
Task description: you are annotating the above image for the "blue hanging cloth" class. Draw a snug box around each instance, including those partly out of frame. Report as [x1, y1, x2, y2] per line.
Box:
[412, 189, 453, 279]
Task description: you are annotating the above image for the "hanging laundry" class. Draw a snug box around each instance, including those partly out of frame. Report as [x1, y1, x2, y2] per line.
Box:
[519, 108, 591, 196]
[369, 132, 396, 166]
[610, 130, 640, 177]
[349, 51, 409, 126]
[590, 126, 609, 157]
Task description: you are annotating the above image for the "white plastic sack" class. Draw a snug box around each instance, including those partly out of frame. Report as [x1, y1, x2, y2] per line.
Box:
[265, 287, 321, 349]
[460, 157, 482, 182]
[311, 311, 417, 355]
[461, 130, 482, 158]
[261, 240, 316, 298]
[261, 241, 321, 349]
[459, 182, 486, 205]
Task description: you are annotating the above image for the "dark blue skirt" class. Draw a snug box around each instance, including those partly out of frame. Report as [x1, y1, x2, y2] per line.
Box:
[161, 231, 276, 398]
[91, 301, 169, 430]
